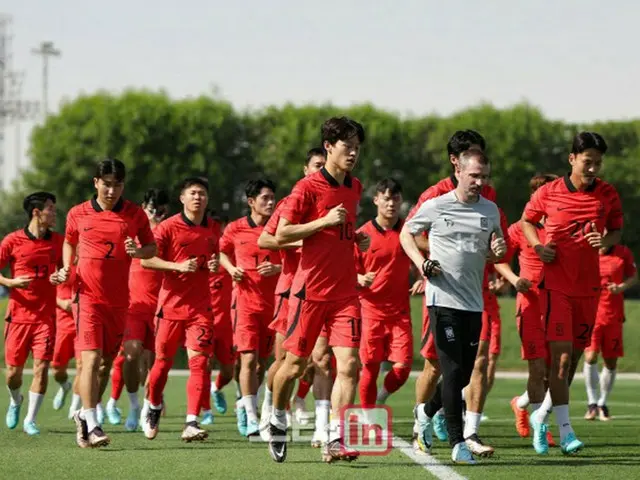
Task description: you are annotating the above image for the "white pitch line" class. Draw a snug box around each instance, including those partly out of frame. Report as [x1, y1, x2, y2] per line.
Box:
[393, 436, 467, 480]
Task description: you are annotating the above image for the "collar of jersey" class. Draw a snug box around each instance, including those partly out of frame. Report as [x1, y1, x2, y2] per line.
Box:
[91, 195, 124, 213]
[23, 226, 52, 241]
[320, 167, 352, 188]
[563, 173, 598, 193]
[372, 217, 402, 234]
[181, 211, 208, 227]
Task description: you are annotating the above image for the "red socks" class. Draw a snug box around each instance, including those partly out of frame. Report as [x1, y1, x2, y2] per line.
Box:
[187, 355, 208, 416]
[110, 354, 125, 401]
[383, 365, 411, 393]
[359, 363, 380, 408]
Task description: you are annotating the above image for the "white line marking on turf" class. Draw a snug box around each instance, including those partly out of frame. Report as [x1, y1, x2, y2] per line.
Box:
[393, 436, 467, 480]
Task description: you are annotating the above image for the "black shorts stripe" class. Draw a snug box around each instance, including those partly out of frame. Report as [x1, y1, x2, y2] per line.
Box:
[285, 298, 303, 339]
[544, 290, 551, 330]
[273, 295, 286, 321]
[516, 306, 523, 341]
[4, 316, 12, 341]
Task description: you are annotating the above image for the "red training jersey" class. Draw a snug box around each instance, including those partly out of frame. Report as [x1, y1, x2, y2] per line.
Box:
[597, 245, 636, 324]
[129, 223, 164, 315]
[0, 228, 63, 324]
[56, 264, 77, 332]
[523, 175, 623, 297]
[507, 221, 547, 288]
[265, 197, 301, 296]
[154, 212, 220, 320]
[209, 264, 233, 315]
[282, 167, 363, 302]
[355, 218, 411, 316]
[220, 215, 281, 312]
[65, 197, 154, 308]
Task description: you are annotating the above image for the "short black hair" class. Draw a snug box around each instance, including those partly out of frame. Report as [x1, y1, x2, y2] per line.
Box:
[95, 158, 126, 182]
[447, 130, 486, 157]
[179, 176, 209, 193]
[375, 178, 403, 195]
[306, 147, 326, 166]
[245, 178, 276, 199]
[321, 117, 365, 146]
[571, 132, 608, 155]
[23, 191, 56, 220]
[143, 188, 170, 207]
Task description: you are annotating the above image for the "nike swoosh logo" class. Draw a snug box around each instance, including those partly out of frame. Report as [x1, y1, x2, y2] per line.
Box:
[470, 342, 479, 347]
[83, 227, 93, 231]
[371, 248, 380, 254]
[240, 241, 249, 245]
[179, 243, 190, 247]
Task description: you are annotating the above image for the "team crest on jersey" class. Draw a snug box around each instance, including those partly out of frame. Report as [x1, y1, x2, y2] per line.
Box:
[480, 217, 488, 231]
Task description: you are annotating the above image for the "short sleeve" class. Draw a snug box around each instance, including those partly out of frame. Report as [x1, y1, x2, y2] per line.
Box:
[0, 235, 13, 271]
[406, 198, 439, 236]
[623, 247, 637, 278]
[281, 181, 311, 225]
[605, 187, 624, 232]
[407, 185, 443, 221]
[65, 208, 79, 246]
[136, 208, 155, 246]
[522, 185, 548, 224]
[354, 227, 365, 274]
[506, 223, 522, 257]
[219, 222, 235, 256]
[154, 222, 170, 260]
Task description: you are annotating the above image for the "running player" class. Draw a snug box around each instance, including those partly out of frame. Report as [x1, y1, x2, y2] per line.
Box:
[1, 192, 63, 435]
[106, 188, 170, 430]
[268, 116, 370, 464]
[357, 178, 412, 408]
[583, 243, 637, 420]
[495, 174, 558, 448]
[60, 159, 156, 448]
[142, 177, 219, 442]
[219, 178, 280, 437]
[522, 132, 623, 455]
[257, 147, 326, 440]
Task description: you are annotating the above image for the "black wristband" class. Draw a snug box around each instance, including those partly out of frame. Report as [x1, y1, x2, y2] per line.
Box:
[422, 259, 441, 278]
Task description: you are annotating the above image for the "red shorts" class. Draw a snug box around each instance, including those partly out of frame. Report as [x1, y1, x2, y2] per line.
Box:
[360, 307, 413, 366]
[283, 295, 361, 358]
[516, 291, 546, 360]
[540, 289, 598, 350]
[75, 298, 127, 359]
[4, 321, 55, 366]
[52, 327, 76, 368]
[480, 309, 501, 356]
[586, 321, 624, 358]
[155, 315, 213, 359]
[212, 307, 235, 366]
[123, 310, 156, 352]
[233, 309, 275, 359]
[268, 294, 290, 337]
[419, 298, 438, 360]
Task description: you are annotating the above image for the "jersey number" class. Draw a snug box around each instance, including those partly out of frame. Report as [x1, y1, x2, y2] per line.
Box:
[33, 265, 49, 279]
[104, 241, 115, 259]
[348, 317, 361, 340]
[569, 220, 595, 238]
[339, 222, 354, 241]
[253, 254, 270, 267]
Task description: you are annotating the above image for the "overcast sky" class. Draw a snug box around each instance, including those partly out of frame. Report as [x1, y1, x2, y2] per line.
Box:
[3, 0, 639, 184]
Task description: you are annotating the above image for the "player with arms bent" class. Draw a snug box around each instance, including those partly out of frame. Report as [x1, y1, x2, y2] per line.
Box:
[59, 159, 156, 448]
[1, 192, 63, 435]
[268, 117, 370, 464]
[142, 177, 219, 442]
[401, 150, 506, 465]
[521, 132, 623, 455]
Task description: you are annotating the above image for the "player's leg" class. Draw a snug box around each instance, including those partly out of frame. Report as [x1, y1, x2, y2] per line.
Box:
[23, 321, 54, 435]
[359, 315, 385, 408]
[122, 340, 144, 430]
[52, 329, 74, 411]
[105, 352, 125, 425]
[261, 332, 285, 435]
[293, 362, 314, 424]
[143, 318, 183, 440]
[69, 353, 82, 420]
[597, 323, 622, 421]
[378, 317, 412, 404]
[311, 333, 332, 447]
[486, 312, 501, 394]
[210, 310, 234, 415]
[4, 322, 28, 430]
[582, 328, 601, 420]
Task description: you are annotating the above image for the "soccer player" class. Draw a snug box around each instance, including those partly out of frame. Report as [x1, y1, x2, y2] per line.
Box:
[141, 177, 219, 442]
[105, 188, 170, 430]
[51, 262, 78, 415]
[268, 116, 369, 464]
[60, 159, 156, 448]
[219, 178, 281, 437]
[257, 147, 326, 441]
[0, 192, 63, 435]
[401, 149, 506, 464]
[495, 174, 558, 446]
[357, 178, 412, 408]
[521, 132, 623, 455]
[583, 243, 637, 420]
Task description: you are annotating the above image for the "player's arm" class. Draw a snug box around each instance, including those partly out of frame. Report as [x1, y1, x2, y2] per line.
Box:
[486, 212, 507, 263]
[0, 238, 32, 289]
[131, 242, 156, 260]
[140, 256, 195, 273]
[600, 230, 622, 250]
[401, 199, 437, 274]
[610, 248, 639, 294]
[275, 213, 342, 244]
[56, 296, 73, 313]
[616, 270, 638, 293]
[131, 210, 157, 259]
[521, 188, 555, 263]
[257, 230, 302, 250]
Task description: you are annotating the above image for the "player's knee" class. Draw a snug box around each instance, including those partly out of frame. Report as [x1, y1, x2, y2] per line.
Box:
[336, 355, 359, 380]
[422, 358, 440, 378]
[188, 354, 208, 374]
[241, 352, 258, 370]
[312, 351, 331, 373]
[124, 341, 143, 361]
[393, 364, 412, 384]
[603, 357, 617, 370]
[472, 353, 488, 375]
[584, 350, 598, 364]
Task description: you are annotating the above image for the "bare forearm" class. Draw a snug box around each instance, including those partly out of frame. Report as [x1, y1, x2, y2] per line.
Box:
[521, 219, 542, 248]
[0, 274, 11, 288]
[400, 228, 426, 271]
[276, 218, 327, 244]
[620, 273, 638, 292]
[414, 234, 429, 253]
[494, 263, 520, 287]
[140, 256, 181, 272]
[219, 253, 236, 272]
[257, 232, 282, 251]
[63, 241, 76, 269]
[135, 243, 157, 260]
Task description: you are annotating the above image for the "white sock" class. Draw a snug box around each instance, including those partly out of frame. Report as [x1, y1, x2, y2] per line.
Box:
[24, 391, 44, 423]
[553, 404, 574, 441]
[81, 408, 98, 432]
[96, 402, 104, 422]
[70, 393, 81, 413]
[7, 387, 22, 406]
[150, 402, 162, 410]
[463, 411, 482, 439]
[201, 409, 212, 416]
[436, 407, 444, 416]
[211, 380, 218, 395]
[270, 407, 287, 430]
[263, 386, 273, 408]
[128, 391, 140, 410]
[376, 386, 390, 403]
[106, 397, 117, 410]
[329, 414, 341, 442]
[414, 403, 429, 423]
[186, 414, 198, 423]
[243, 395, 258, 423]
[257, 382, 265, 404]
[516, 391, 530, 409]
[536, 390, 553, 424]
[315, 400, 330, 438]
[461, 388, 466, 401]
[58, 380, 72, 391]
[583, 362, 599, 405]
[531, 402, 542, 415]
[598, 367, 616, 406]
[235, 381, 242, 400]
